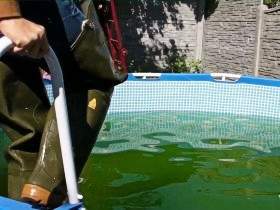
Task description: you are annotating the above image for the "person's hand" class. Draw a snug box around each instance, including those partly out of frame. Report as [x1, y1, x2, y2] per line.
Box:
[0, 17, 49, 58]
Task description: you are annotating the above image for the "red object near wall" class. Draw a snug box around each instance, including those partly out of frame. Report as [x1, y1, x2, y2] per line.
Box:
[94, 0, 128, 73]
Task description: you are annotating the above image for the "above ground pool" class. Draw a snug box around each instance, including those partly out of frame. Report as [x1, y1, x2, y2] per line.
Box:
[2, 73, 280, 210]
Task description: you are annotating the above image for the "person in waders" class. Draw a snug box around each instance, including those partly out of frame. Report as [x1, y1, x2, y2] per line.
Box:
[0, 0, 127, 208]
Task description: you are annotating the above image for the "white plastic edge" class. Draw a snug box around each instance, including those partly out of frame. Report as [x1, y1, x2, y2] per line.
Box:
[132, 73, 161, 79]
[210, 73, 241, 82]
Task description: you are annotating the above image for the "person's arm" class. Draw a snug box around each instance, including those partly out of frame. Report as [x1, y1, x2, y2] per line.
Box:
[0, 0, 49, 58]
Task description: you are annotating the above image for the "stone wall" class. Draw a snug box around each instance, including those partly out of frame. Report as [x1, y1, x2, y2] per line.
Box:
[117, 0, 280, 76]
[117, 0, 202, 72]
[258, 7, 280, 78]
[202, 0, 262, 75]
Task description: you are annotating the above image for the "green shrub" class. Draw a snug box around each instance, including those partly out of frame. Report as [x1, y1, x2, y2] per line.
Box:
[264, 0, 280, 8]
[168, 56, 203, 73]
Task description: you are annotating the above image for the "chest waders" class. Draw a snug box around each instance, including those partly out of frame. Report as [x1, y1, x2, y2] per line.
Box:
[0, 0, 114, 208]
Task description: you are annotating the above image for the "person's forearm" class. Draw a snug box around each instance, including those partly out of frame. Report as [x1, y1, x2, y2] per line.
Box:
[0, 0, 21, 19]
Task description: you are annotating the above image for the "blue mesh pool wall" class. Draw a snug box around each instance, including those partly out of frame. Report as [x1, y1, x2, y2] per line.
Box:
[106, 73, 280, 118]
[44, 73, 280, 118]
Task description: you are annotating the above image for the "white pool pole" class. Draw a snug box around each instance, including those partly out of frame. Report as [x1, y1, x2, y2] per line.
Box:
[54, 87, 79, 204]
[45, 48, 79, 205]
[0, 37, 80, 205]
[0, 36, 13, 57]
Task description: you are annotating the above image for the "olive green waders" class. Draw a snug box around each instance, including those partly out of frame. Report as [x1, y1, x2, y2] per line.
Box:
[0, 55, 112, 205]
[0, 1, 122, 207]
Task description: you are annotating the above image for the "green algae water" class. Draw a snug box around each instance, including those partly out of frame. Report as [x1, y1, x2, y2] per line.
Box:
[80, 111, 280, 210]
[1, 111, 280, 209]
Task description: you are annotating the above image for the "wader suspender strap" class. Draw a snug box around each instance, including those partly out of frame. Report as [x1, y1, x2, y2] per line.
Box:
[75, 0, 128, 73]
[75, 0, 92, 17]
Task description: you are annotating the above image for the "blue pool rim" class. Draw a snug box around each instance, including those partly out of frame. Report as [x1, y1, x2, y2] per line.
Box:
[127, 73, 280, 87]
[109, 73, 280, 118]
[0, 196, 82, 210]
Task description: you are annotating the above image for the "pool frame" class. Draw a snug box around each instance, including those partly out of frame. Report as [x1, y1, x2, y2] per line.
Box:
[127, 73, 280, 87]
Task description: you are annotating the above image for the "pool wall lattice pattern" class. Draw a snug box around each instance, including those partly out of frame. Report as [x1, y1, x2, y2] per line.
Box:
[44, 74, 280, 118]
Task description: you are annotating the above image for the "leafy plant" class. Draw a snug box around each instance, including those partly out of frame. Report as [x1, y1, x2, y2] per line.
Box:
[185, 59, 203, 73]
[264, 0, 280, 8]
[167, 56, 203, 73]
